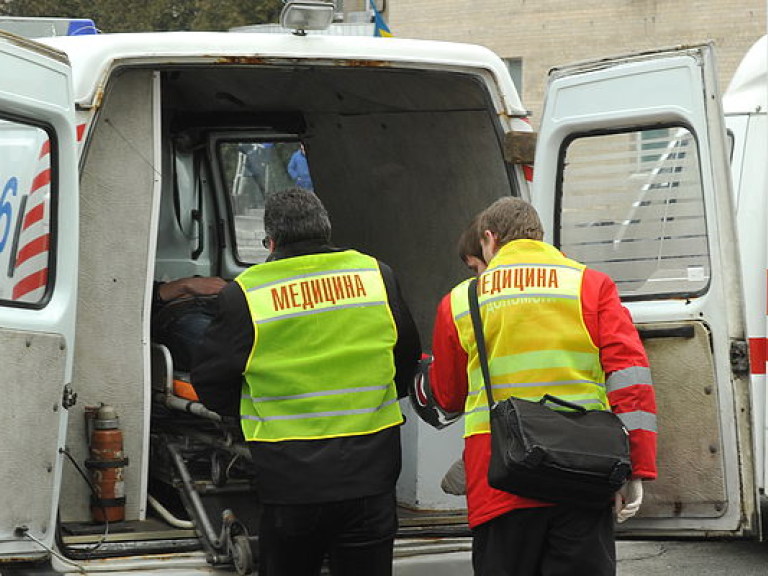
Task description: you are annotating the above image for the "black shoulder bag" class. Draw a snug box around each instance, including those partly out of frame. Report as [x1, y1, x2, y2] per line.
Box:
[467, 278, 632, 508]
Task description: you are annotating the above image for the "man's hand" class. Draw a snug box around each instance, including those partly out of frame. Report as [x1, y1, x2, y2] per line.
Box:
[158, 276, 227, 302]
[614, 478, 643, 523]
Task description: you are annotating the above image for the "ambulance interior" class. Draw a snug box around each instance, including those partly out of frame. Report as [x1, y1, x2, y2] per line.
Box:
[56, 63, 519, 561]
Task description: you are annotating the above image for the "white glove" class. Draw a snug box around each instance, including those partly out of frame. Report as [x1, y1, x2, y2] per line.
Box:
[614, 478, 643, 523]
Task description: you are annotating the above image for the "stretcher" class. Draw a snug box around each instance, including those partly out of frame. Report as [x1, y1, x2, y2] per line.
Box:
[150, 343, 260, 575]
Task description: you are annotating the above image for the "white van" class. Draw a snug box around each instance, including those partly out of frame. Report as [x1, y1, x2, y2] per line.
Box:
[0, 17, 764, 576]
[0, 22, 532, 575]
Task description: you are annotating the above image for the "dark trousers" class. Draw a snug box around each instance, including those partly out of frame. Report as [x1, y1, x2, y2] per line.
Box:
[258, 491, 398, 576]
[472, 505, 615, 576]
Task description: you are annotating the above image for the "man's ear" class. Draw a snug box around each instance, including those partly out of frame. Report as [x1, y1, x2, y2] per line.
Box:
[480, 229, 498, 263]
[483, 229, 498, 249]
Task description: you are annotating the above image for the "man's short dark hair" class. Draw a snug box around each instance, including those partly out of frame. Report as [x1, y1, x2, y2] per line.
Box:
[264, 188, 332, 247]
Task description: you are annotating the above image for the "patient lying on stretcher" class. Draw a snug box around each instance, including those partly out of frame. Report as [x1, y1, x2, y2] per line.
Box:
[151, 276, 226, 403]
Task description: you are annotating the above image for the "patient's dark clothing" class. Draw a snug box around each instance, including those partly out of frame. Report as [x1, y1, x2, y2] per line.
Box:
[151, 283, 217, 372]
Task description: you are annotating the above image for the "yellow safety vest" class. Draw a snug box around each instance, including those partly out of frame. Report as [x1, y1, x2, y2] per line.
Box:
[451, 240, 608, 437]
[236, 250, 403, 442]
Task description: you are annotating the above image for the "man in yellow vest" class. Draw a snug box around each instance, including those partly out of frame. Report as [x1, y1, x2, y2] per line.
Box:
[192, 188, 421, 576]
[428, 197, 657, 576]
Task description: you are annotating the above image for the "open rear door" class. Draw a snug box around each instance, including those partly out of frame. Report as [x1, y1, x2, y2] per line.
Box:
[0, 33, 79, 559]
[533, 44, 757, 537]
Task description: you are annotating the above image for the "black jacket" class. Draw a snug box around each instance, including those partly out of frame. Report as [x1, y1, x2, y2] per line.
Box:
[191, 240, 421, 504]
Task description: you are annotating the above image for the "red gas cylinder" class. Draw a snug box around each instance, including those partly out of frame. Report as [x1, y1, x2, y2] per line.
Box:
[85, 405, 128, 523]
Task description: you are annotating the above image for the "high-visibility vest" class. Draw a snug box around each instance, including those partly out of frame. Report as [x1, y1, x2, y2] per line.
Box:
[451, 239, 608, 437]
[236, 250, 403, 442]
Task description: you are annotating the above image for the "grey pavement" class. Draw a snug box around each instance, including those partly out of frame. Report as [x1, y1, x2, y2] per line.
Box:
[618, 539, 768, 575]
[617, 498, 768, 574]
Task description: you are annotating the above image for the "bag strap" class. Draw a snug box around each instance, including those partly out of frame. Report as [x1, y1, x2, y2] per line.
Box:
[467, 278, 496, 410]
[467, 281, 595, 416]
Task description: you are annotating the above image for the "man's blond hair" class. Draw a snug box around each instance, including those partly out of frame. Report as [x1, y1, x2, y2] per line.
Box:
[479, 197, 544, 245]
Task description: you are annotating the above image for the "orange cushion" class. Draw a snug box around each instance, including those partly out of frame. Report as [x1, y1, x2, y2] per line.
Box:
[173, 379, 199, 402]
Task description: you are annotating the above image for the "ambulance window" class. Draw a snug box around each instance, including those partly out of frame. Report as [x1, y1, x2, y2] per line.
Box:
[557, 127, 709, 299]
[217, 139, 313, 264]
[0, 118, 53, 306]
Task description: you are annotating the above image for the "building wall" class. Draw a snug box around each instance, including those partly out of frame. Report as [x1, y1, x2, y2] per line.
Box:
[388, 1, 765, 128]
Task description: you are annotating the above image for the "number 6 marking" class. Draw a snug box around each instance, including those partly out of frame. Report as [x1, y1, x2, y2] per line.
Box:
[0, 177, 19, 254]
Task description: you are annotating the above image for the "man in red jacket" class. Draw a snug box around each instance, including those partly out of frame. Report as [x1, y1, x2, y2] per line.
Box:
[428, 197, 657, 576]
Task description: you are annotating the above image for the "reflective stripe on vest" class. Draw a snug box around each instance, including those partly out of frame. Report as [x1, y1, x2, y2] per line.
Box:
[237, 250, 403, 442]
[451, 240, 608, 437]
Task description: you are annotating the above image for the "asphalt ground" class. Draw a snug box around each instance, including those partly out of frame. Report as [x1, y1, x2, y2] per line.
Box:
[618, 539, 768, 575]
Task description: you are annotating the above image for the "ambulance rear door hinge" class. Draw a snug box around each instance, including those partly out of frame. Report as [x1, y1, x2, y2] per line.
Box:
[730, 340, 750, 377]
[62, 384, 78, 410]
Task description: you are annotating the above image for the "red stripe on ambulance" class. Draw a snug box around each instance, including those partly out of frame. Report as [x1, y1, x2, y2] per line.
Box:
[30, 169, 50, 194]
[22, 203, 44, 230]
[523, 164, 534, 182]
[14, 235, 49, 268]
[12, 269, 48, 300]
[749, 337, 767, 375]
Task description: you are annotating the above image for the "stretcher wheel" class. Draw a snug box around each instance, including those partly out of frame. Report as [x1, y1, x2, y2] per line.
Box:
[231, 534, 254, 575]
[211, 451, 227, 487]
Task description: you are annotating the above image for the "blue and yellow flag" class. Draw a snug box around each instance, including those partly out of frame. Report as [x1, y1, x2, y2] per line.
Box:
[370, 0, 393, 37]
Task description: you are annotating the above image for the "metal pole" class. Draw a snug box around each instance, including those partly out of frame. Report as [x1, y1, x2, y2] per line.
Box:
[167, 443, 221, 550]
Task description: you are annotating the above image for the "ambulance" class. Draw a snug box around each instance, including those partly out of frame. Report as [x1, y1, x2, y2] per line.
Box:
[0, 6, 531, 574]
[0, 3, 763, 573]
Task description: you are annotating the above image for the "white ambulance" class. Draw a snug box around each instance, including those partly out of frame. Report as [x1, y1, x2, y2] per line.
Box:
[0, 6, 763, 575]
[0, 9, 532, 575]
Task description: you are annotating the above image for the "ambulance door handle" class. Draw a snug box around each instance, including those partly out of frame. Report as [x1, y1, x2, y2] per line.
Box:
[6, 195, 27, 277]
[191, 208, 203, 260]
[637, 325, 695, 340]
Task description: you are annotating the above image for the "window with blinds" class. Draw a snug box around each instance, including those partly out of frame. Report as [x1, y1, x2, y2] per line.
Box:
[558, 127, 709, 299]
